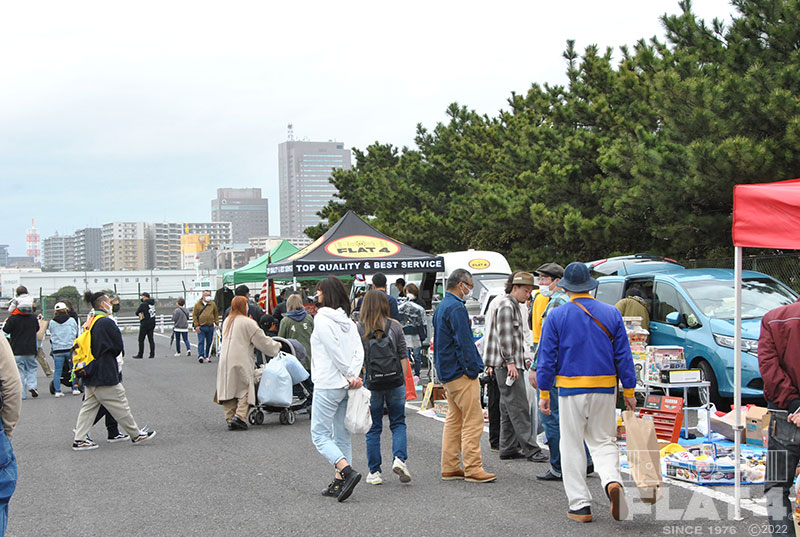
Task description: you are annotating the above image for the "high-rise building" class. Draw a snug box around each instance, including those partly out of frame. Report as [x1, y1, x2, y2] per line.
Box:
[73, 227, 103, 271]
[278, 137, 351, 237]
[102, 222, 150, 271]
[149, 221, 233, 270]
[42, 234, 75, 271]
[211, 188, 269, 243]
[41, 228, 102, 271]
[0, 245, 8, 267]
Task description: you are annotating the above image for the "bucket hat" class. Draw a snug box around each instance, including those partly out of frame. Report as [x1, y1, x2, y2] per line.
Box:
[558, 262, 598, 293]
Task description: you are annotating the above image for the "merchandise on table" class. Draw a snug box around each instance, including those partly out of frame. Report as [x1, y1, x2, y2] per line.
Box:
[646, 346, 685, 382]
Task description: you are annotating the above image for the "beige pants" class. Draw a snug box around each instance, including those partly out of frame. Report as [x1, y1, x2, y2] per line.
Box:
[74, 384, 141, 441]
[441, 375, 485, 474]
[222, 397, 250, 422]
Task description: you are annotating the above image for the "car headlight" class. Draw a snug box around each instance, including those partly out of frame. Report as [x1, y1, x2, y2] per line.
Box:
[713, 333, 758, 354]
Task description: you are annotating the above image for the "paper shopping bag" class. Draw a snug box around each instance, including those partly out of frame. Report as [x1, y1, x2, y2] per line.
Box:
[622, 410, 663, 504]
[404, 364, 417, 401]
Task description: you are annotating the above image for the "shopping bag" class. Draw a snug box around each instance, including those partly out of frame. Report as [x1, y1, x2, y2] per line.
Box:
[622, 410, 663, 504]
[257, 358, 293, 406]
[345, 387, 372, 434]
[404, 364, 417, 401]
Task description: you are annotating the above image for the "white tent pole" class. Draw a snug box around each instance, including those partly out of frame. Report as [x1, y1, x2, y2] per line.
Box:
[734, 246, 743, 520]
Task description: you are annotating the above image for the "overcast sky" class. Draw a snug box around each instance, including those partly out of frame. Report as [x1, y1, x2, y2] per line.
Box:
[0, 0, 735, 256]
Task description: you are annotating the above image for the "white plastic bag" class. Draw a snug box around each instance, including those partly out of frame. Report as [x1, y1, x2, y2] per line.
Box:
[345, 387, 372, 434]
[257, 357, 293, 406]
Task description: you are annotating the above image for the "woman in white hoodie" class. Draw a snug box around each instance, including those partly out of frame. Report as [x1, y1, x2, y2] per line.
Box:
[310, 277, 365, 503]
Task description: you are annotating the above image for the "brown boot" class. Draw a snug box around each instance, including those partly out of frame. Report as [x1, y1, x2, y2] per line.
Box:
[607, 482, 628, 521]
[441, 469, 465, 480]
[465, 469, 496, 483]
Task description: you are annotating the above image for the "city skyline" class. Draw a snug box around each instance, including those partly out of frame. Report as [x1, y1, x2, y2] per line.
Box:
[0, 0, 735, 255]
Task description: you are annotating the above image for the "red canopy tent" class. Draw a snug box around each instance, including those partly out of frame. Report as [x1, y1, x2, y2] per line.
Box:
[731, 178, 800, 518]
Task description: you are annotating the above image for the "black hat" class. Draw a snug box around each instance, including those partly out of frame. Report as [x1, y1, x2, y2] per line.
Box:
[235, 285, 250, 296]
[558, 262, 598, 293]
[535, 262, 564, 279]
[141, 292, 151, 298]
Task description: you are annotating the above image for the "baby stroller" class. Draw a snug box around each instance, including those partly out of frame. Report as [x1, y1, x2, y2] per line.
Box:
[249, 336, 313, 426]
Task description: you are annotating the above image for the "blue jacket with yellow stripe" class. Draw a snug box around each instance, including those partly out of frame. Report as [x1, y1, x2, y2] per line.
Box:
[536, 293, 636, 400]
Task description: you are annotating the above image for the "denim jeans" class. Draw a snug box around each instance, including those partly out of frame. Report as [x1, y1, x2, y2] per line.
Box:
[310, 388, 351, 467]
[51, 351, 72, 393]
[174, 331, 190, 353]
[14, 355, 37, 398]
[366, 384, 407, 474]
[197, 326, 215, 358]
[0, 421, 16, 537]
[539, 386, 592, 476]
[411, 347, 423, 377]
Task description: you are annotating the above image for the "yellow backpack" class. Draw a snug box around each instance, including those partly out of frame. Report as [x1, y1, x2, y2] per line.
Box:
[72, 313, 107, 377]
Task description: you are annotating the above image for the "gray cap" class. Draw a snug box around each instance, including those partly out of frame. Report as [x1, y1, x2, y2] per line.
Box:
[535, 262, 564, 279]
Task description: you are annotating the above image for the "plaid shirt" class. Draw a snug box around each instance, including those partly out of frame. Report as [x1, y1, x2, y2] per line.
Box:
[483, 294, 526, 369]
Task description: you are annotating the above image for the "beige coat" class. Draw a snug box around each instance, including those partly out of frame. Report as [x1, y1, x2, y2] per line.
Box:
[0, 336, 22, 435]
[216, 316, 280, 406]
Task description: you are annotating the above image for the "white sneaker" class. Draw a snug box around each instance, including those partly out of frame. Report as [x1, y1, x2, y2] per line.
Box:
[392, 457, 411, 483]
[186, 350, 191, 356]
[174, 352, 181, 357]
[72, 389, 81, 395]
[54, 392, 65, 398]
[366, 471, 383, 485]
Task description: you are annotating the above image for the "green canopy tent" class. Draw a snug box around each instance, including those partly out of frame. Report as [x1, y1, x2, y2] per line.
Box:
[222, 240, 300, 286]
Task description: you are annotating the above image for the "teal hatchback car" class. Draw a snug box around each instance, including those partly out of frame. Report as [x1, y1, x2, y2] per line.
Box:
[590, 267, 798, 406]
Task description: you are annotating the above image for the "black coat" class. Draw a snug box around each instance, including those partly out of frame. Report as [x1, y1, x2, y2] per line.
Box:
[2, 313, 39, 355]
[84, 316, 125, 386]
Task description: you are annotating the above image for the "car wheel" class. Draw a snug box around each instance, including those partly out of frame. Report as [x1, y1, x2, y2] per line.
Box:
[696, 359, 724, 408]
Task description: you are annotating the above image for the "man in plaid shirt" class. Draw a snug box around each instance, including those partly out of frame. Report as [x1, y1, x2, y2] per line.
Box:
[483, 271, 547, 462]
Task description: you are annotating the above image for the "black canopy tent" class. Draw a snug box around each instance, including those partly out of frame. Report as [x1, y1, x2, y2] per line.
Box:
[266, 211, 444, 279]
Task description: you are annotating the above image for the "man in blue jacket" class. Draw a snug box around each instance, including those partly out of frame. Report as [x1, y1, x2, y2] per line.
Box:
[434, 269, 495, 483]
[537, 262, 636, 523]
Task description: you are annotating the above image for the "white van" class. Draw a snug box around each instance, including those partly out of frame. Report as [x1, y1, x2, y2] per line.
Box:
[410, 249, 512, 315]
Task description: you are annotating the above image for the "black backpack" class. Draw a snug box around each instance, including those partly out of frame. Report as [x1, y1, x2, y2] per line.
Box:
[364, 323, 404, 390]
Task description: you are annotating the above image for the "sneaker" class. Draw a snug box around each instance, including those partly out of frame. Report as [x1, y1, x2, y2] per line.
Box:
[29, 388, 39, 398]
[205, 358, 211, 363]
[607, 482, 628, 521]
[132, 430, 157, 445]
[337, 466, 362, 502]
[107, 433, 130, 443]
[72, 388, 81, 395]
[567, 506, 592, 523]
[366, 471, 383, 485]
[72, 439, 99, 451]
[54, 392, 65, 398]
[174, 352, 181, 357]
[198, 357, 204, 363]
[321, 478, 344, 497]
[186, 350, 191, 356]
[132, 355, 143, 359]
[392, 457, 411, 483]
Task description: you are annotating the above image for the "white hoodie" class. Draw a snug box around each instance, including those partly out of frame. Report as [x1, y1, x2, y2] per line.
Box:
[310, 306, 364, 389]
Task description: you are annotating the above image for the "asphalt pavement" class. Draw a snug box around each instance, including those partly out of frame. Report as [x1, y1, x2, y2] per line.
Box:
[8, 332, 770, 537]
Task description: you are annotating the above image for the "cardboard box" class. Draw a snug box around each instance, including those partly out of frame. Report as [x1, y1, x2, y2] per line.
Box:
[745, 406, 770, 447]
[710, 409, 746, 443]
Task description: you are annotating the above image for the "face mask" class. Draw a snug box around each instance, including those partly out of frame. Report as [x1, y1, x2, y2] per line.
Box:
[460, 284, 472, 301]
[539, 285, 554, 298]
[112, 303, 120, 313]
[204, 296, 212, 302]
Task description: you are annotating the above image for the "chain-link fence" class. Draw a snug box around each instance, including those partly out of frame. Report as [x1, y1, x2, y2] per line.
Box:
[681, 253, 800, 292]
